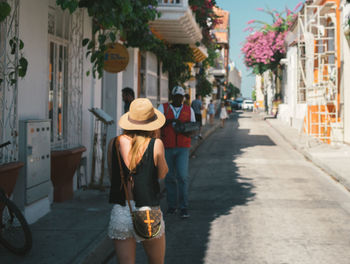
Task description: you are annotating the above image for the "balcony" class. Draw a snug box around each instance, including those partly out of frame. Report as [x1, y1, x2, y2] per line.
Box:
[149, 0, 202, 44]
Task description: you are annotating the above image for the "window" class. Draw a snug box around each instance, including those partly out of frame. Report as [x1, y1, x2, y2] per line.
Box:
[48, 5, 70, 146]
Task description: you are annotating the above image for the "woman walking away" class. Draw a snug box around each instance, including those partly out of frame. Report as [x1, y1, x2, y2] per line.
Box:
[219, 101, 228, 128]
[107, 98, 168, 264]
[207, 100, 215, 125]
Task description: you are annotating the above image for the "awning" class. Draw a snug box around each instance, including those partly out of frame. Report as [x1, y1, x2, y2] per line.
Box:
[191, 45, 208, 63]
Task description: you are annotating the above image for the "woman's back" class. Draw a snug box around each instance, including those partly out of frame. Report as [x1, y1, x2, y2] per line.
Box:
[119, 135, 150, 169]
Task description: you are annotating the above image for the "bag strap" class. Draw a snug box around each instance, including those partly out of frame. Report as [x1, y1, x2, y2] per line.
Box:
[164, 103, 172, 121]
[115, 136, 133, 214]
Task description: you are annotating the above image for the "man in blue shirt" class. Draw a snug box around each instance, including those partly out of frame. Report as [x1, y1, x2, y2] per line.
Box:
[191, 94, 203, 139]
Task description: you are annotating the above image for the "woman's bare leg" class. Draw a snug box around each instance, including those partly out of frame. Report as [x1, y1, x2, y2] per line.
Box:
[142, 234, 166, 264]
[114, 238, 136, 264]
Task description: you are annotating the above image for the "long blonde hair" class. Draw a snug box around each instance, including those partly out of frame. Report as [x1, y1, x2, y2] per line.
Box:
[124, 130, 156, 173]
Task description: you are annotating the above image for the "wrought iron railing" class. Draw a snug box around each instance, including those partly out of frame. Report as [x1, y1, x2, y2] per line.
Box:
[66, 10, 84, 149]
[51, 9, 84, 150]
[0, 0, 20, 165]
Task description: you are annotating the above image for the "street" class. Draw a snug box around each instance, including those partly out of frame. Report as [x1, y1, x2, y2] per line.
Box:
[108, 111, 350, 264]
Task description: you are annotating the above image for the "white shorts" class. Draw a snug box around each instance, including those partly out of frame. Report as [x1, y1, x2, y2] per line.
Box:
[108, 201, 165, 243]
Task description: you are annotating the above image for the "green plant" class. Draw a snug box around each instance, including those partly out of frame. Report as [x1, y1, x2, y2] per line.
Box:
[189, 0, 220, 47]
[57, 0, 219, 87]
[252, 90, 256, 101]
[57, 0, 160, 78]
[0, 2, 28, 86]
[0, 2, 11, 22]
[202, 42, 219, 70]
[158, 44, 195, 89]
[196, 69, 213, 97]
[226, 82, 240, 99]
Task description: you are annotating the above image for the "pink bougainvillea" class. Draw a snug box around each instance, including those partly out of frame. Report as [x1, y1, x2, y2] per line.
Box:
[241, 2, 303, 74]
[242, 31, 287, 65]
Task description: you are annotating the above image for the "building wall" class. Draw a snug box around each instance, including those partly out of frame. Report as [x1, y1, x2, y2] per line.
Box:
[15, 0, 102, 223]
[341, 1, 350, 144]
[18, 0, 49, 120]
[278, 46, 297, 125]
[228, 62, 241, 93]
[122, 47, 139, 99]
[255, 75, 264, 110]
[343, 23, 350, 143]
[160, 63, 169, 104]
[82, 15, 101, 189]
[278, 45, 307, 131]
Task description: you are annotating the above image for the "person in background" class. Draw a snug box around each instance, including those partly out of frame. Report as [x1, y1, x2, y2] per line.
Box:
[226, 100, 232, 116]
[191, 94, 203, 139]
[158, 86, 196, 219]
[207, 100, 215, 125]
[122, 87, 135, 113]
[219, 101, 228, 128]
[107, 98, 168, 264]
[184, 93, 191, 106]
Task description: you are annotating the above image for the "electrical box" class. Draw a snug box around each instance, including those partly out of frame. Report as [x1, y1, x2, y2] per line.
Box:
[16, 120, 51, 208]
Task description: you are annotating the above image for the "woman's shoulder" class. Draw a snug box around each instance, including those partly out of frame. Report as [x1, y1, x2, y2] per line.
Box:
[154, 138, 164, 152]
[119, 134, 132, 144]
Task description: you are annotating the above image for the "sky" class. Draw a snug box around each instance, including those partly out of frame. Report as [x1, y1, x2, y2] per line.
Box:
[215, 0, 303, 98]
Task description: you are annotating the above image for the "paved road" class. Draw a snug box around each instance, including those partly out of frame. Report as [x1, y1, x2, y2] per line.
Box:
[108, 111, 350, 264]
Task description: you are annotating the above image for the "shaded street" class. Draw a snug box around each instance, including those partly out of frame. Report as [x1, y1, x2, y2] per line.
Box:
[110, 112, 350, 263]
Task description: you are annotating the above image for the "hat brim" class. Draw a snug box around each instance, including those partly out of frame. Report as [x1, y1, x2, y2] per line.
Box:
[118, 108, 166, 131]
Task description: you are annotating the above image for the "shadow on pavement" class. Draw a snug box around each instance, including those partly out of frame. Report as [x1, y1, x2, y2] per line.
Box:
[157, 112, 276, 264]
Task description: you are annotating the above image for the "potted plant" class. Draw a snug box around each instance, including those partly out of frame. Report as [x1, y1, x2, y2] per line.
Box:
[50, 146, 86, 202]
[0, 162, 24, 197]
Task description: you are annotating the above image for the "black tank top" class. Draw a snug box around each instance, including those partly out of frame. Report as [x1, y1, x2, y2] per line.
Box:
[109, 138, 160, 207]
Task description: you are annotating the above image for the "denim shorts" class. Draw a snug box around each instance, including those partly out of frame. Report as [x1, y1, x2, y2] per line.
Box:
[108, 201, 165, 243]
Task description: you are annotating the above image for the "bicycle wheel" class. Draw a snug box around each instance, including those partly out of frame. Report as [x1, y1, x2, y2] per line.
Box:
[0, 198, 32, 255]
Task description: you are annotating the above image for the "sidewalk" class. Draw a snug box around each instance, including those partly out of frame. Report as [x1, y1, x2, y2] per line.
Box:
[0, 118, 220, 264]
[264, 116, 350, 192]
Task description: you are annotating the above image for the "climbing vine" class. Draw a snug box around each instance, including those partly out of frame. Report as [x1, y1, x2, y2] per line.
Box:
[56, 0, 218, 86]
[0, 2, 28, 86]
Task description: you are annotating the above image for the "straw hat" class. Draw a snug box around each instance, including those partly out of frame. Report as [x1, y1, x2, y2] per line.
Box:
[119, 98, 165, 131]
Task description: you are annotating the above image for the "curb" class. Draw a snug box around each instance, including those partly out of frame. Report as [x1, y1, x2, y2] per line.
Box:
[80, 121, 221, 264]
[265, 118, 350, 192]
[78, 234, 114, 264]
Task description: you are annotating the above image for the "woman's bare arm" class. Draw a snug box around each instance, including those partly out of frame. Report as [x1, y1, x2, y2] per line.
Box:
[154, 139, 168, 179]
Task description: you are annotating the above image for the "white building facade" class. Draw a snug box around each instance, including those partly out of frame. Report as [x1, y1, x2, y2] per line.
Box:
[228, 61, 242, 96]
[341, 0, 350, 143]
[0, 0, 202, 224]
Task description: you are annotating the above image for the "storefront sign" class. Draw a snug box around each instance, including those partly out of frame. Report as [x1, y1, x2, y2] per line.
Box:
[104, 43, 129, 73]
